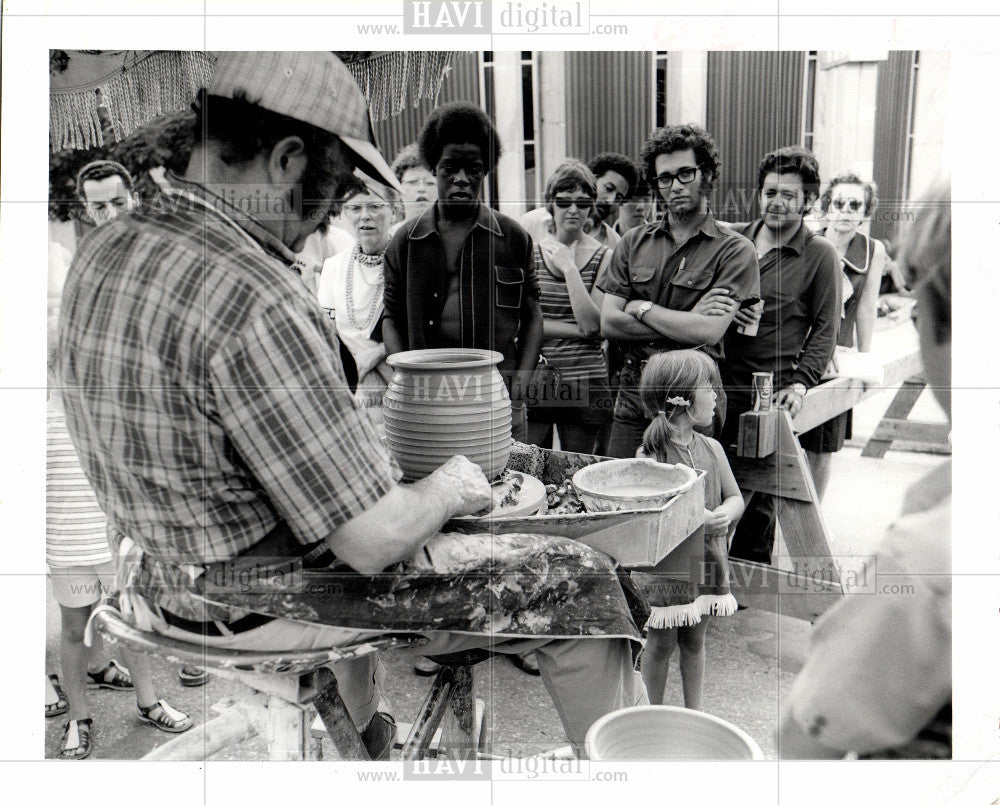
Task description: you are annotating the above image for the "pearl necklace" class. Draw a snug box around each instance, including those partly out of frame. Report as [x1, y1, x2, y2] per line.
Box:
[344, 244, 383, 331]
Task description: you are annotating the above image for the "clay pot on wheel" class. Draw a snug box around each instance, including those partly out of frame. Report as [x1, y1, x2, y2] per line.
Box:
[383, 348, 512, 480]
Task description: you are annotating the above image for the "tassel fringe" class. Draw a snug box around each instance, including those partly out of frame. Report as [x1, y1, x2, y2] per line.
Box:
[644, 593, 739, 630]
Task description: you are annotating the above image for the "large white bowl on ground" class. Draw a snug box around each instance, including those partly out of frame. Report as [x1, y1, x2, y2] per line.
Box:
[586, 705, 764, 760]
[572, 458, 698, 513]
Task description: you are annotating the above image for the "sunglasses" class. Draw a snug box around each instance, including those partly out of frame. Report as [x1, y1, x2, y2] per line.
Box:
[654, 166, 701, 189]
[553, 196, 595, 210]
[831, 198, 864, 213]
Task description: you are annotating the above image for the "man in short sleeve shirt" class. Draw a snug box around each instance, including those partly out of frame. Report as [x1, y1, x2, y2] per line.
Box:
[597, 124, 759, 457]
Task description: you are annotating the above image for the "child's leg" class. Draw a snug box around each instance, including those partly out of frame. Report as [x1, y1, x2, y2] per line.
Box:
[119, 646, 158, 710]
[676, 619, 710, 710]
[640, 628, 678, 705]
[59, 604, 94, 722]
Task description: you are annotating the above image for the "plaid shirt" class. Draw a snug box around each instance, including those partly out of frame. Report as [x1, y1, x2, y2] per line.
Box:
[57, 177, 397, 619]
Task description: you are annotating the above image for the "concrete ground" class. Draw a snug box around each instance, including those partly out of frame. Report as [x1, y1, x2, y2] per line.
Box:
[44, 317, 947, 760]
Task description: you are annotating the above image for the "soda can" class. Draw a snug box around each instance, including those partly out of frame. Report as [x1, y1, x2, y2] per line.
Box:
[752, 372, 773, 412]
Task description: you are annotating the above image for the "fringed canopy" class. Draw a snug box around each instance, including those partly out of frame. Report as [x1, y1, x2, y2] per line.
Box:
[49, 50, 456, 153]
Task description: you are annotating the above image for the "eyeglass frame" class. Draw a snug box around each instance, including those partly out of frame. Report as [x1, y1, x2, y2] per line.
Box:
[342, 200, 392, 216]
[653, 164, 703, 190]
[830, 197, 865, 214]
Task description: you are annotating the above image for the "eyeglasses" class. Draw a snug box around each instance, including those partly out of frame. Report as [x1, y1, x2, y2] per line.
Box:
[654, 166, 700, 189]
[343, 202, 390, 215]
[831, 198, 864, 213]
[402, 176, 436, 187]
[553, 196, 594, 210]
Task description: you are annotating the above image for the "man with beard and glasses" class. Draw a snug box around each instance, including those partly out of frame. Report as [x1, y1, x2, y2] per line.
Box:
[598, 124, 760, 459]
[383, 101, 544, 444]
[710, 146, 841, 565]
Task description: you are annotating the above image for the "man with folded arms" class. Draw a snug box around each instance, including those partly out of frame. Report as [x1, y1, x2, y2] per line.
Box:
[59, 52, 646, 759]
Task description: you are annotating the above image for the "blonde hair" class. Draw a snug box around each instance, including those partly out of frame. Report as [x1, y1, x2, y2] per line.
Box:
[639, 350, 718, 462]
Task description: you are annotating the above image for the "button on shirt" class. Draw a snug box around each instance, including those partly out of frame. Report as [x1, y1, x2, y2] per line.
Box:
[722, 220, 841, 390]
[57, 176, 397, 620]
[597, 212, 759, 363]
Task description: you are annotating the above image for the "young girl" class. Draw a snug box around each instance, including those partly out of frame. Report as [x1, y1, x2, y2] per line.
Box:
[632, 350, 744, 710]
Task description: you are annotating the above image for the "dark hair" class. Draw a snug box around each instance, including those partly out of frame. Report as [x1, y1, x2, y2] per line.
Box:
[419, 102, 501, 175]
[390, 142, 428, 182]
[640, 125, 721, 196]
[191, 89, 352, 226]
[587, 153, 640, 199]
[756, 146, 821, 199]
[819, 172, 879, 217]
[75, 159, 135, 201]
[900, 180, 951, 343]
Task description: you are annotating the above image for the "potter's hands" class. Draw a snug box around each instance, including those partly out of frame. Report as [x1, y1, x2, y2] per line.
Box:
[693, 288, 738, 318]
[704, 506, 731, 537]
[424, 454, 492, 518]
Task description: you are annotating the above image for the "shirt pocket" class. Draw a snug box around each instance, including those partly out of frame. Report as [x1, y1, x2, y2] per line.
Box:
[629, 262, 657, 285]
[668, 261, 714, 292]
[495, 265, 524, 310]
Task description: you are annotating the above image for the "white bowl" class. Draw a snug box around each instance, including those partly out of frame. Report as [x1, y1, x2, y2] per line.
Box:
[572, 458, 698, 512]
[586, 705, 763, 760]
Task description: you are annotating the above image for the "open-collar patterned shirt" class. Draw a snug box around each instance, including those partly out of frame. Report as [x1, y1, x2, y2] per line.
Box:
[57, 175, 397, 619]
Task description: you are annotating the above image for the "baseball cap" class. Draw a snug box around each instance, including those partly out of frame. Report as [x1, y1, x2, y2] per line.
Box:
[208, 51, 402, 192]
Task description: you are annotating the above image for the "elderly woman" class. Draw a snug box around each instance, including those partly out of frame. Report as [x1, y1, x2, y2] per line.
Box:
[779, 180, 951, 759]
[800, 173, 889, 498]
[527, 160, 613, 454]
[318, 176, 395, 434]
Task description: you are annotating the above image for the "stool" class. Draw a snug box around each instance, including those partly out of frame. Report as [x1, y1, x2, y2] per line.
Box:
[88, 605, 423, 760]
[89, 605, 488, 760]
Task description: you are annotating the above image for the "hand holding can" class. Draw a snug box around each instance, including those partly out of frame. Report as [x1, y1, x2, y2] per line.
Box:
[736, 297, 764, 336]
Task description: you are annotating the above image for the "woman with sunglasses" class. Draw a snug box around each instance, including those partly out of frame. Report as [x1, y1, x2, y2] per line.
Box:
[800, 173, 889, 499]
[526, 160, 613, 453]
[318, 176, 396, 435]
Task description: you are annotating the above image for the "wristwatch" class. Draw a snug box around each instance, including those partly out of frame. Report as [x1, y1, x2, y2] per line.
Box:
[636, 301, 654, 322]
[790, 382, 808, 397]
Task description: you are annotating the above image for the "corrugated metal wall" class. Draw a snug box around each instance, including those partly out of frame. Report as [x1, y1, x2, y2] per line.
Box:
[706, 51, 805, 221]
[872, 51, 916, 243]
[565, 52, 652, 163]
[371, 51, 481, 165]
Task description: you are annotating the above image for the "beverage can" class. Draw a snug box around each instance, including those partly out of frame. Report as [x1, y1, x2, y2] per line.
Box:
[752, 372, 773, 412]
[737, 300, 765, 337]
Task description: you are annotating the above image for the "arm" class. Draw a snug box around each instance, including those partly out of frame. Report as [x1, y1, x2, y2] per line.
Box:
[600, 292, 659, 340]
[538, 241, 602, 338]
[790, 245, 841, 389]
[381, 239, 404, 356]
[855, 240, 887, 352]
[326, 455, 490, 574]
[704, 438, 745, 535]
[623, 298, 737, 346]
[513, 234, 544, 400]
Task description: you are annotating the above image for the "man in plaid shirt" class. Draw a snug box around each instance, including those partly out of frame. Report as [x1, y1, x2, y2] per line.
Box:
[58, 52, 647, 757]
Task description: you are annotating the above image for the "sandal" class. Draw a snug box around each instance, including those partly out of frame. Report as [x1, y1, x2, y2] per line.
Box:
[137, 700, 193, 733]
[46, 674, 69, 717]
[86, 659, 133, 691]
[59, 718, 93, 759]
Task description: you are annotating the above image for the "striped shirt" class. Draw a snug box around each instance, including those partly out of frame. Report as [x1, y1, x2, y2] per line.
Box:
[57, 176, 397, 620]
[534, 243, 610, 383]
[46, 409, 112, 568]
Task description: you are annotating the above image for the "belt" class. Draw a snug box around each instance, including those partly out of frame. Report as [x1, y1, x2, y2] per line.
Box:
[157, 606, 273, 637]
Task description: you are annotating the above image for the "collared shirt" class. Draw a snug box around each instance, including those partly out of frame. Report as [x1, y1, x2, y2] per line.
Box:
[57, 175, 397, 619]
[722, 220, 841, 389]
[597, 211, 759, 363]
[383, 201, 539, 374]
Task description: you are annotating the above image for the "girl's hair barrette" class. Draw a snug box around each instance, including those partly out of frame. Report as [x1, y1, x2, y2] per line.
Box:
[665, 396, 691, 408]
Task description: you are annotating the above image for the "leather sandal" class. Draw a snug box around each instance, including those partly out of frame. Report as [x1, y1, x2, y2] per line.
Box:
[46, 674, 69, 717]
[60, 718, 93, 760]
[86, 659, 133, 691]
[137, 700, 193, 733]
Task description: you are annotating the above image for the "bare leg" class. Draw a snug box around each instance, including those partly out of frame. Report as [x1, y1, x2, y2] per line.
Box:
[640, 628, 677, 705]
[676, 619, 709, 710]
[118, 647, 159, 710]
[805, 450, 832, 500]
[59, 604, 94, 722]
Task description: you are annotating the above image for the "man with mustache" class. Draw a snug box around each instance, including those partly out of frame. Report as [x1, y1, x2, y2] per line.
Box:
[717, 146, 841, 565]
[598, 124, 760, 458]
[383, 102, 544, 443]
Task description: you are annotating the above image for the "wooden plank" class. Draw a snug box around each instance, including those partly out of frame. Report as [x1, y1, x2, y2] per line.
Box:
[791, 350, 923, 434]
[730, 451, 814, 503]
[729, 559, 843, 621]
[867, 418, 950, 445]
[861, 377, 927, 457]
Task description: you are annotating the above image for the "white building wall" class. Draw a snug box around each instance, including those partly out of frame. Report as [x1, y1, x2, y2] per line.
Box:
[908, 51, 950, 199]
[812, 57, 881, 182]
